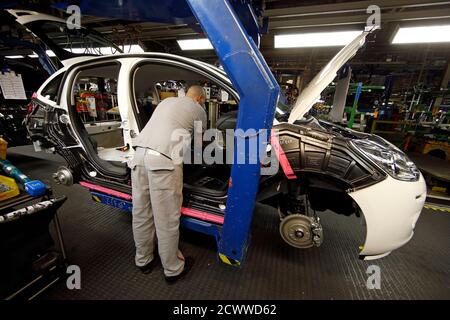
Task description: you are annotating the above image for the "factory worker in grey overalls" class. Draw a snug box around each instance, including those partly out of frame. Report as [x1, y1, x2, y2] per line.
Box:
[128, 85, 207, 283]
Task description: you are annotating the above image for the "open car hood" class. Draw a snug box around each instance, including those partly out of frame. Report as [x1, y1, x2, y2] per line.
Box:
[288, 30, 370, 124]
[6, 9, 123, 66]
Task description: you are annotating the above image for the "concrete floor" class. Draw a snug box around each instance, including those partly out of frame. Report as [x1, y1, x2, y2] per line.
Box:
[5, 145, 450, 300]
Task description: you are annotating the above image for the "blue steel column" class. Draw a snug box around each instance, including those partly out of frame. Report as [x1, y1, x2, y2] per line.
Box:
[186, 0, 280, 265]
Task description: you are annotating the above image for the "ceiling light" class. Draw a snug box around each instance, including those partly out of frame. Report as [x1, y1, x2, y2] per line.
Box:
[28, 50, 55, 58]
[122, 44, 145, 53]
[275, 31, 362, 48]
[177, 39, 213, 50]
[392, 25, 450, 44]
[46, 50, 56, 57]
[5, 55, 24, 59]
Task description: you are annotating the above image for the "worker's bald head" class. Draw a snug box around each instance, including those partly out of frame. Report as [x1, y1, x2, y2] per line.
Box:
[186, 85, 206, 106]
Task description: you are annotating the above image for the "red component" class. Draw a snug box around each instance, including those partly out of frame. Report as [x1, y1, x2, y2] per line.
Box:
[270, 131, 297, 180]
[80, 181, 132, 200]
[76, 101, 88, 113]
[80, 182, 225, 225]
[403, 135, 412, 152]
[181, 207, 224, 225]
[27, 102, 33, 114]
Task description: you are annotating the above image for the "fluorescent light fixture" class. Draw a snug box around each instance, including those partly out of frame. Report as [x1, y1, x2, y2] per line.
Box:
[275, 31, 361, 48]
[28, 50, 55, 58]
[392, 25, 450, 44]
[177, 38, 213, 50]
[122, 44, 145, 53]
[5, 55, 24, 59]
[276, 107, 285, 115]
[46, 50, 56, 57]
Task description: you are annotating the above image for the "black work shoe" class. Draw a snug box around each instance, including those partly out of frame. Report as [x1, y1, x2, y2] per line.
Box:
[165, 257, 194, 284]
[138, 258, 157, 274]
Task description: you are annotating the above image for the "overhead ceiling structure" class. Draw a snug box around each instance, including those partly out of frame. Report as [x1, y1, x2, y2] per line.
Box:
[5, 0, 450, 90]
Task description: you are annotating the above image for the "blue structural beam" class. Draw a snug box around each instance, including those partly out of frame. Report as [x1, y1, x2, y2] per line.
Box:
[52, 0, 279, 266]
[180, 217, 221, 244]
[90, 191, 133, 212]
[53, 0, 267, 44]
[53, 0, 263, 47]
[53, 0, 196, 25]
[186, 0, 280, 265]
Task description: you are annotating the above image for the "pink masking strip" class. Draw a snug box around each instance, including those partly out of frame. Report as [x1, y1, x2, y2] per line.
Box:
[80, 181, 132, 201]
[80, 182, 225, 225]
[181, 207, 224, 225]
[270, 132, 297, 180]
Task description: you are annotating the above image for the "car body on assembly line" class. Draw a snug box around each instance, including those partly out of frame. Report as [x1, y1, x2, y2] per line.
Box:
[14, 9, 426, 260]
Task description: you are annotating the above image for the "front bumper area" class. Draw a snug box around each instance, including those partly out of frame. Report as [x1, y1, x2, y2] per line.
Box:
[348, 174, 426, 260]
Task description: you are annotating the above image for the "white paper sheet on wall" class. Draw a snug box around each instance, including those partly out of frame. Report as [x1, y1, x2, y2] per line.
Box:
[220, 89, 229, 102]
[86, 96, 97, 117]
[0, 72, 27, 100]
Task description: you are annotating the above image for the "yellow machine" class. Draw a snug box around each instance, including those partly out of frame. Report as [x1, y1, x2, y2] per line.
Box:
[0, 137, 7, 160]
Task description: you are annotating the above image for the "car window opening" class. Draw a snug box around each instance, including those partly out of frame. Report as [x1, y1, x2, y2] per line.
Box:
[71, 63, 127, 165]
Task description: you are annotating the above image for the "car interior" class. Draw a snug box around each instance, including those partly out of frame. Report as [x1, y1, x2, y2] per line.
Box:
[133, 62, 239, 196]
[68, 61, 240, 195]
[72, 65, 123, 144]
[70, 63, 129, 178]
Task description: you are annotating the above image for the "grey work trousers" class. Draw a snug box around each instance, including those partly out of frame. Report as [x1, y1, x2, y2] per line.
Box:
[129, 147, 185, 277]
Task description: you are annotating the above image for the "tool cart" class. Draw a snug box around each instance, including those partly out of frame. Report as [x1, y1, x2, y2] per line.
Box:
[0, 157, 68, 300]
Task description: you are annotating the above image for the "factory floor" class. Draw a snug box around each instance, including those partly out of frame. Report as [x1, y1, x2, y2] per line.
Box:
[7, 145, 450, 300]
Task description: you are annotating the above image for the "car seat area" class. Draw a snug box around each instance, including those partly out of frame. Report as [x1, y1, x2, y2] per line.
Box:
[183, 164, 230, 197]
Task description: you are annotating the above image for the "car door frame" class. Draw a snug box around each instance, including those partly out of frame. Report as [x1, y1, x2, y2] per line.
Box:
[59, 57, 130, 184]
[126, 56, 239, 140]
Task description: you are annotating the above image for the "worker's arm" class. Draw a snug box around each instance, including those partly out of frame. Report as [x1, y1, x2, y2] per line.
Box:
[199, 108, 207, 132]
[192, 107, 208, 153]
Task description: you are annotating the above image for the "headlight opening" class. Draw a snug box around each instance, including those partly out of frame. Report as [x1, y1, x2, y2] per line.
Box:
[351, 139, 420, 182]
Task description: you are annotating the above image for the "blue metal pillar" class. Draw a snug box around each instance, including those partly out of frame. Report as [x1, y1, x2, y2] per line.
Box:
[186, 0, 280, 265]
[55, 0, 279, 266]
